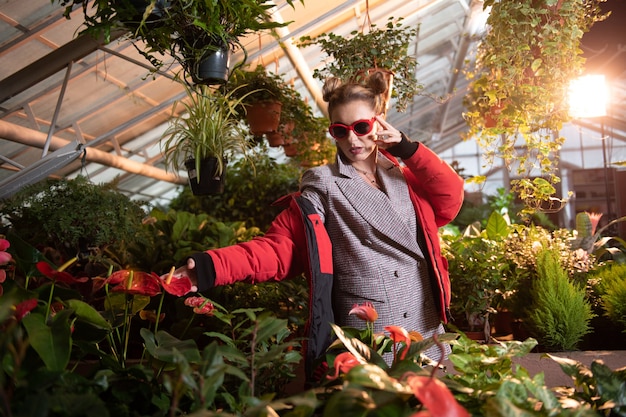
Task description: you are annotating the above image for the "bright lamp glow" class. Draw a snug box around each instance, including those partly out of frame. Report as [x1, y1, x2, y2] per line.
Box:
[568, 74, 607, 118]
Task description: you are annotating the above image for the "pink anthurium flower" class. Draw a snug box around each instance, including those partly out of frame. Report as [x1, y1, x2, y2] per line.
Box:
[349, 301, 378, 323]
[107, 270, 161, 297]
[184, 296, 215, 316]
[407, 374, 470, 417]
[0, 239, 11, 265]
[327, 351, 361, 380]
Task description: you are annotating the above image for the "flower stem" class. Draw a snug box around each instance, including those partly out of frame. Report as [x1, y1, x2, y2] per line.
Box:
[44, 281, 55, 323]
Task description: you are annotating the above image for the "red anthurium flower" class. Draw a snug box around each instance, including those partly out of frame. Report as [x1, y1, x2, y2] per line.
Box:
[107, 270, 161, 297]
[385, 325, 411, 360]
[161, 266, 194, 296]
[386, 325, 411, 346]
[37, 261, 88, 284]
[327, 352, 361, 380]
[14, 299, 38, 322]
[349, 302, 378, 323]
[0, 239, 9, 251]
[184, 296, 215, 315]
[407, 375, 470, 417]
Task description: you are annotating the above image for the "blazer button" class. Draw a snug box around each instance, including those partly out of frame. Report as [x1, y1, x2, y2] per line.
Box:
[403, 312, 408, 318]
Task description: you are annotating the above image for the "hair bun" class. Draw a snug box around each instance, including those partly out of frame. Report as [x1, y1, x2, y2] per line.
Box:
[364, 70, 390, 96]
[322, 77, 343, 102]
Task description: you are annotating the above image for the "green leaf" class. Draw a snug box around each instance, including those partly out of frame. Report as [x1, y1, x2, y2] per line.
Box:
[591, 361, 626, 407]
[22, 310, 72, 371]
[346, 364, 409, 393]
[322, 387, 376, 417]
[140, 328, 201, 363]
[198, 342, 227, 406]
[254, 315, 289, 345]
[486, 211, 509, 240]
[6, 230, 47, 279]
[330, 323, 372, 363]
[66, 299, 111, 330]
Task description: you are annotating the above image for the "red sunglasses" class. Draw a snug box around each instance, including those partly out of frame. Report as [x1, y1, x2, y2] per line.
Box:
[328, 117, 377, 140]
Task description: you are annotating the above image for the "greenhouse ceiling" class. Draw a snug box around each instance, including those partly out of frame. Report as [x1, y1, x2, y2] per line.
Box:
[0, 0, 625, 207]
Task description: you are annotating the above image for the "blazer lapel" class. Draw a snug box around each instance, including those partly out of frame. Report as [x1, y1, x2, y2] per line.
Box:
[335, 154, 424, 259]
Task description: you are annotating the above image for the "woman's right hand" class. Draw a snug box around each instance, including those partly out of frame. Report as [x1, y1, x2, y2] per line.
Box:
[161, 258, 198, 292]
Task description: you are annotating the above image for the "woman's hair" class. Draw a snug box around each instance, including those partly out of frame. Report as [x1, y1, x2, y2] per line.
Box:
[322, 70, 389, 120]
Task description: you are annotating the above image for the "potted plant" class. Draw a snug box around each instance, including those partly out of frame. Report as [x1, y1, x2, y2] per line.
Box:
[160, 82, 254, 195]
[264, 80, 321, 148]
[297, 17, 421, 113]
[226, 65, 298, 136]
[284, 115, 335, 168]
[442, 211, 524, 341]
[462, 0, 607, 207]
[264, 82, 308, 147]
[54, 0, 303, 84]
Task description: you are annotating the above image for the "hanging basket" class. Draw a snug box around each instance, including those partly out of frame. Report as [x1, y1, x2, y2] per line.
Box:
[266, 120, 295, 147]
[245, 100, 282, 135]
[185, 157, 226, 195]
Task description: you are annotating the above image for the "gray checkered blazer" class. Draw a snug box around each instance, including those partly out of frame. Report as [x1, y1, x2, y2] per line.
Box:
[300, 151, 446, 347]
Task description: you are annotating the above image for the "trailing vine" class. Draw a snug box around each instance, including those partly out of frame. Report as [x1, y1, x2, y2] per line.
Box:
[463, 0, 608, 211]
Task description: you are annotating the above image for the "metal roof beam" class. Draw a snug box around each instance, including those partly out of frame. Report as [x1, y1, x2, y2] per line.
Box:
[0, 120, 185, 185]
[0, 30, 126, 104]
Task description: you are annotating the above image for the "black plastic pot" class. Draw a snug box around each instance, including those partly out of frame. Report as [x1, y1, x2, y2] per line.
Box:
[185, 157, 225, 195]
[192, 43, 231, 85]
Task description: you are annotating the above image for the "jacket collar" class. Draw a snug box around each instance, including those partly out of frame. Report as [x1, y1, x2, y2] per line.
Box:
[335, 152, 424, 259]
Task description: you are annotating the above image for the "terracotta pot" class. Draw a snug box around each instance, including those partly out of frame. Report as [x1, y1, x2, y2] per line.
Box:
[282, 142, 298, 157]
[266, 121, 295, 147]
[245, 100, 282, 135]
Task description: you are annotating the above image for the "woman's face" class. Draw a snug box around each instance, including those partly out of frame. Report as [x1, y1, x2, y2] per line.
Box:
[330, 100, 379, 164]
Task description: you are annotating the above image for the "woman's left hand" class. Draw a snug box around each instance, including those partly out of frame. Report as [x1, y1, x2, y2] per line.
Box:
[374, 115, 402, 149]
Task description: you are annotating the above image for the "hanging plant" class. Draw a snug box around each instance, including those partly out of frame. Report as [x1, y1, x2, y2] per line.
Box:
[298, 17, 421, 113]
[54, 0, 303, 83]
[463, 0, 607, 210]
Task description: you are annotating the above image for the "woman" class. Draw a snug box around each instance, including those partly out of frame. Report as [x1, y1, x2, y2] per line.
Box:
[167, 71, 464, 381]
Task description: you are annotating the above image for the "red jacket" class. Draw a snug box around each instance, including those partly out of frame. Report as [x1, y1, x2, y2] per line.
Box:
[203, 143, 464, 379]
